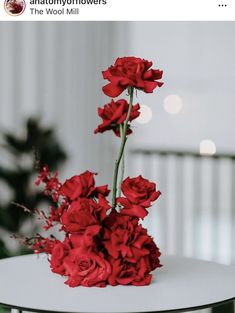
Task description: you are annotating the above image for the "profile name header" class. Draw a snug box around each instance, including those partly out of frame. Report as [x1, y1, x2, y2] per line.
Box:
[30, 0, 107, 6]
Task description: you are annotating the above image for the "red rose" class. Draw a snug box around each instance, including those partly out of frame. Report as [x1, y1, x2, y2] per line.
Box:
[104, 210, 153, 261]
[59, 171, 109, 201]
[122, 176, 161, 206]
[102, 57, 163, 98]
[96, 194, 111, 221]
[61, 197, 110, 233]
[63, 249, 111, 287]
[116, 198, 147, 219]
[144, 240, 162, 272]
[108, 257, 152, 286]
[118, 176, 161, 219]
[70, 225, 101, 250]
[94, 99, 140, 136]
[50, 241, 70, 275]
[61, 198, 100, 233]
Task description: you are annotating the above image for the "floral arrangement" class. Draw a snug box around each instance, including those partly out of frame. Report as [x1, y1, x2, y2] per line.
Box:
[25, 56, 164, 287]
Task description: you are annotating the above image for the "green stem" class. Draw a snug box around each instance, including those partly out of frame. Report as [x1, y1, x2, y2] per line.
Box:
[118, 124, 125, 197]
[112, 87, 134, 209]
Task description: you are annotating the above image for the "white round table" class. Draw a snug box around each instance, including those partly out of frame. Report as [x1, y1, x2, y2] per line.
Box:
[0, 254, 234, 313]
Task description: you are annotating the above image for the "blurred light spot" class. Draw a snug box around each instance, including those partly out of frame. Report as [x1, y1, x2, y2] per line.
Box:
[164, 94, 183, 114]
[136, 104, 152, 124]
[200, 140, 216, 156]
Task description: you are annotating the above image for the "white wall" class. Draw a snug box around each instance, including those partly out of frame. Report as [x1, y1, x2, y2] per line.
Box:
[1, 22, 234, 178]
[126, 22, 235, 154]
[0, 22, 129, 186]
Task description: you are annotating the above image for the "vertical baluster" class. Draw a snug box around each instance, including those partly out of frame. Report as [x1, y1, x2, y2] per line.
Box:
[192, 155, 202, 259]
[143, 153, 158, 233]
[165, 154, 177, 255]
[150, 153, 166, 252]
[200, 156, 214, 261]
[217, 157, 232, 265]
[174, 154, 184, 255]
[231, 158, 235, 266]
[209, 157, 220, 262]
[183, 155, 195, 258]
[136, 152, 151, 232]
[157, 153, 169, 255]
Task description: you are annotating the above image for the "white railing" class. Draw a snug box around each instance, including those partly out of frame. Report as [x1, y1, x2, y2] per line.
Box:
[128, 149, 235, 313]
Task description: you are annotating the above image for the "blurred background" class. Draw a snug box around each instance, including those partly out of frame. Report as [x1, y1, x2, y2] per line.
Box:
[0, 22, 234, 312]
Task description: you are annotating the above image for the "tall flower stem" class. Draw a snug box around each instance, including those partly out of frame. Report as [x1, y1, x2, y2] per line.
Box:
[118, 124, 125, 197]
[112, 87, 134, 209]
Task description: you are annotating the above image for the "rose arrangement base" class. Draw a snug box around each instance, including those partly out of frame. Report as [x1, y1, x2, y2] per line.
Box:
[23, 56, 163, 288]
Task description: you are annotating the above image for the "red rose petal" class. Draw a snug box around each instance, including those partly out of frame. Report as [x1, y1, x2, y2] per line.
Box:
[102, 83, 125, 97]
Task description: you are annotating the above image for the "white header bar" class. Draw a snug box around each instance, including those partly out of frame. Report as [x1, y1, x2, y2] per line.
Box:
[0, 0, 235, 21]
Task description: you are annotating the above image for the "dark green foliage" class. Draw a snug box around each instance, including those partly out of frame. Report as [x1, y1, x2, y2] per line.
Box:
[0, 118, 66, 258]
[0, 306, 10, 313]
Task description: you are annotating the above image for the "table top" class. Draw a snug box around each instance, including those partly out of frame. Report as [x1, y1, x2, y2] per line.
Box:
[0, 254, 235, 313]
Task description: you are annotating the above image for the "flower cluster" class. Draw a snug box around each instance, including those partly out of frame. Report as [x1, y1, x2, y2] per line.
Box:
[31, 169, 161, 287]
[25, 56, 164, 288]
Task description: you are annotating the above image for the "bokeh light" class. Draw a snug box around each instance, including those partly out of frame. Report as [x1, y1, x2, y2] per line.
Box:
[200, 139, 216, 156]
[136, 104, 153, 124]
[164, 94, 183, 114]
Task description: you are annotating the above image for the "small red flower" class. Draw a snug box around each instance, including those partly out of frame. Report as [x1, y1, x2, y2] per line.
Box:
[102, 57, 163, 98]
[94, 99, 140, 136]
[31, 236, 59, 255]
[35, 165, 61, 202]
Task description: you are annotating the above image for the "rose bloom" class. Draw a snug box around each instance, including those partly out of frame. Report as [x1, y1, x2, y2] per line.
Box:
[62, 195, 110, 233]
[102, 57, 163, 98]
[108, 256, 152, 286]
[94, 99, 140, 136]
[118, 176, 161, 219]
[59, 170, 109, 201]
[103, 210, 160, 263]
[63, 248, 111, 287]
[70, 225, 101, 250]
[144, 240, 162, 272]
[116, 198, 148, 220]
[61, 197, 109, 233]
[50, 240, 70, 275]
